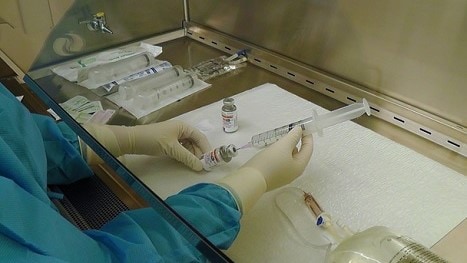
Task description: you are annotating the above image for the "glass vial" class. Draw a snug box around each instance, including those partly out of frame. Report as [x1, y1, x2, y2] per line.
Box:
[222, 97, 238, 133]
[201, 144, 238, 171]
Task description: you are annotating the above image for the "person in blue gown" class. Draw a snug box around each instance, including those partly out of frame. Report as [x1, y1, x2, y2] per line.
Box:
[0, 82, 313, 262]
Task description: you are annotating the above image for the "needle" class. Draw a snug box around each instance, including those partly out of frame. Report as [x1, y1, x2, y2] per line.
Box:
[237, 142, 252, 150]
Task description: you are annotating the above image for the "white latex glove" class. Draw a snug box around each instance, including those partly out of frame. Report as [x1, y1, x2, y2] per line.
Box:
[81, 120, 211, 171]
[218, 126, 313, 213]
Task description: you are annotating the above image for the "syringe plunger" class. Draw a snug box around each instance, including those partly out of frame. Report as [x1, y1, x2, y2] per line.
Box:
[249, 99, 371, 148]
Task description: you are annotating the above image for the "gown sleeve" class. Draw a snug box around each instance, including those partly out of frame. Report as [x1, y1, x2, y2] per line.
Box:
[0, 83, 51, 206]
[0, 83, 241, 262]
[86, 184, 240, 262]
[31, 113, 94, 184]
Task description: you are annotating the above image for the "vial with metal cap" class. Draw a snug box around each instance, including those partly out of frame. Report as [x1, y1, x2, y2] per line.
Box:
[222, 97, 238, 133]
[200, 144, 238, 171]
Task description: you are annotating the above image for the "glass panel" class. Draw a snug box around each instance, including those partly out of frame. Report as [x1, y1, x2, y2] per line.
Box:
[30, 0, 184, 70]
[24, 1, 232, 262]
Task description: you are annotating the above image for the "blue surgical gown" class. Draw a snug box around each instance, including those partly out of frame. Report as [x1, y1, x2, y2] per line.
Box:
[0, 83, 240, 262]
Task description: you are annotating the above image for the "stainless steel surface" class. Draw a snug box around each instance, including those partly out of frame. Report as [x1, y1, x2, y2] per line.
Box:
[16, 0, 467, 160]
[185, 24, 466, 158]
[26, 35, 466, 173]
[31, 0, 184, 69]
[188, 0, 467, 130]
[0, 17, 14, 29]
[154, 37, 465, 174]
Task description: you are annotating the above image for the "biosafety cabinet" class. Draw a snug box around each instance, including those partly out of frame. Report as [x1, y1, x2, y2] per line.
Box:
[1, 0, 466, 262]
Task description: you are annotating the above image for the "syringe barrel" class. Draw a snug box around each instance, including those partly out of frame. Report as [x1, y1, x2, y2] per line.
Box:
[145, 74, 194, 102]
[136, 74, 195, 109]
[301, 100, 370, 135]
[250, 117, 312, 147]
[87, 52, 156, 84]
[118, 65, 184, 100]
[250, 100, 370, 147]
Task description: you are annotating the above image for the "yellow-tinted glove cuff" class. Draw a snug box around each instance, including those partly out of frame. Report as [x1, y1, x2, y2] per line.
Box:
[81, 124, 124, 165]
[217, 167, 267, 214]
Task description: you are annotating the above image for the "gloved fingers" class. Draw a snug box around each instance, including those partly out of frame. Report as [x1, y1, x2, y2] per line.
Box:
[292, 146, 299, 156]
[167, 142, 204, 171]
[191, 145, 205, 158]
[276, 126, 303, 150]
[289, 125, 305, 144]
[179, 139, 205, 158]
[293, 133, 314, 164]
[179, 139, 195, 152]
[176, 121, 212, 153]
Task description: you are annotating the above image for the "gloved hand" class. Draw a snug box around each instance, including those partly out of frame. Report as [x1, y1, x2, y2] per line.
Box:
[81, 120, 211, 171]
[218, 126, 313, 213]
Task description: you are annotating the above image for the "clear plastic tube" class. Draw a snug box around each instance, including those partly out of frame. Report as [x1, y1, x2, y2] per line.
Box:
[118, 65, 184, 100]
[86, 52, 156, 84]
[274, 187, 335, 257]
[274, 188, 449, 263]
[246, 99, 370, 148]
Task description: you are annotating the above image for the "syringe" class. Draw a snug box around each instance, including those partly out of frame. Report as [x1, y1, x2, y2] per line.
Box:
[135, 74, 196, 109]
[242, 99, 371, 148]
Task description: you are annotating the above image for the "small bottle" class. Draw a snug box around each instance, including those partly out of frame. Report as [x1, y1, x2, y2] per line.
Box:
[222, 97, 238, 133]
[200, 144, 238, 171]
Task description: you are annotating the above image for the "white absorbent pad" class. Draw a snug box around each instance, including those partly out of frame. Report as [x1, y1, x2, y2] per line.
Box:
[121, 83, 466, 263]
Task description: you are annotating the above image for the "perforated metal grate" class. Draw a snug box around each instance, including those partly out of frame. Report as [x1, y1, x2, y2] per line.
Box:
[50, 175, 129, 230]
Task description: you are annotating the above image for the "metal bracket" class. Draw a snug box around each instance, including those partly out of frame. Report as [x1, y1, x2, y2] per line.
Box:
[79, 12, 113, 34]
